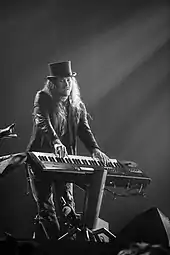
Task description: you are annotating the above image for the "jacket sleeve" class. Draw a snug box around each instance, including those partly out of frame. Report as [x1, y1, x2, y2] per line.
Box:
[77, 102, 100, 154]
[33, 91, 60, 145]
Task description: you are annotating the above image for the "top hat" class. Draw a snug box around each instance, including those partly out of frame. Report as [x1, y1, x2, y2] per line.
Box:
[47, 61, 76, 79]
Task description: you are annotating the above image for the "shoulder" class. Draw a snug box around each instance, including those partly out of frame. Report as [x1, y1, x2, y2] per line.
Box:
[35, 90, 51, 100]
[34, 90, 52, 106]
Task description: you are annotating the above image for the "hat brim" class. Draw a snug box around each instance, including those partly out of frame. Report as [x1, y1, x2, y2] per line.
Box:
[47, 72, 77, 79]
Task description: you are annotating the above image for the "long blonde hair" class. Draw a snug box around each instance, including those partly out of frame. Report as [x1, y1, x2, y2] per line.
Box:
[43, 77, 83, 130]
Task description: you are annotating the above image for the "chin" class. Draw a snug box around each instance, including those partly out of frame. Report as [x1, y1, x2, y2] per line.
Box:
[63, 91, 71, 96]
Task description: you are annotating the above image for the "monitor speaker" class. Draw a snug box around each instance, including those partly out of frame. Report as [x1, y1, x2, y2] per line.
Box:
[114, 207, 170, 249]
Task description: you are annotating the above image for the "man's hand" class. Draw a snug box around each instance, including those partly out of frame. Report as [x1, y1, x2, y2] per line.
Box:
[92, 148, 110, 165]
[54, 142, 68, 158]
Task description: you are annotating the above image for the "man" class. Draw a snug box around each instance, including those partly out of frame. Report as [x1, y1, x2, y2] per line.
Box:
[26, 61, 110, 240]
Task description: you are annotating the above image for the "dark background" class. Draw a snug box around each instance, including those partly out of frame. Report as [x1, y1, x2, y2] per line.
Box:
[0, 0, 170, 239]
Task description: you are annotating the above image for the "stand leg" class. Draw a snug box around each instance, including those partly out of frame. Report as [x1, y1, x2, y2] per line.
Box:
[83, 169, 107, 230]
[57, 226, 81, 241]
[33, 216, 51, 241]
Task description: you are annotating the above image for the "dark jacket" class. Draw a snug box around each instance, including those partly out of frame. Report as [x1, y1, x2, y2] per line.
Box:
[27, 90, 100, 155]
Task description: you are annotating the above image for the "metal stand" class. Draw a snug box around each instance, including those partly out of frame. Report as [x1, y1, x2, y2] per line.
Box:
[33, 215, 50, 241]
[26, 162, 116, 242]
[57, 216, 116, 242]
[58, 168, 116, 242]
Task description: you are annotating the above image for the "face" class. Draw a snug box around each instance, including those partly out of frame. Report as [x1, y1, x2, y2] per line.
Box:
[51, 76, 73, 98]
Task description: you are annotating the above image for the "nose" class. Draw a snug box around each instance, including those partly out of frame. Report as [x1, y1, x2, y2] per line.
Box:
[63, 79, 70, 88]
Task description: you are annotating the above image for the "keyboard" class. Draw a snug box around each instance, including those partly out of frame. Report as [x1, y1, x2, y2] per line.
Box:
[27, 151, 151, 189]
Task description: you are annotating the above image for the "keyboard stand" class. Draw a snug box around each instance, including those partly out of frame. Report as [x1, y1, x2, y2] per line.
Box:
[58, 168, 116, 242]
[33, 215, 50, 241]
[26, 159, 116, 242]
[82, 168, 107, 230]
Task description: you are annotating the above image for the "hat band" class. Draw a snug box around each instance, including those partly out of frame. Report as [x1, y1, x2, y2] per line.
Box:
[47, 71, 76, 78]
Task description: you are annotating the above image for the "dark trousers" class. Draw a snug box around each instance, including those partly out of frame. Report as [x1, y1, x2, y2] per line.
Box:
[27, 163, 75, 240]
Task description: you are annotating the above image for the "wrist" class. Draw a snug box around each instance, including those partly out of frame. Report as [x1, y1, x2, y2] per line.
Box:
[92, 148, 100, 153]
[53, 139, 61, 146]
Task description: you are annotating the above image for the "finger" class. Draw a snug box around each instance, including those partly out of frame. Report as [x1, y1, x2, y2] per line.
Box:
[60, 148, 64, 158]
[55, 150, 60, 157]
[63, 148, 68, 157]
[103, 156, 109, 166]
[59, 150, 62, 158]
[103, 159, 107, 166]
[60, 147, 65, 158]
[58, 150, 61, 158]
[55, 146, 61, 157]
[55, 152, 60, 157]
[105, 157, 110, 164]
[59, 147, 67, 158]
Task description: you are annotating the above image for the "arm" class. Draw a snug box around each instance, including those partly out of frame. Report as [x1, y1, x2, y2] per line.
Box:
[77, 103, 110, 164]
[33, 91, 60, 145]
[77, 103, 100, 154]
[33, 91, 68, 157]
